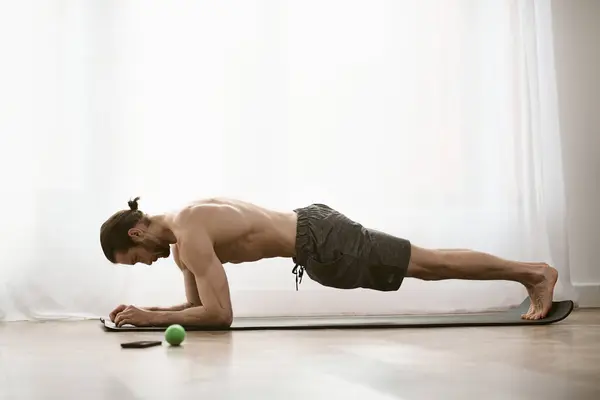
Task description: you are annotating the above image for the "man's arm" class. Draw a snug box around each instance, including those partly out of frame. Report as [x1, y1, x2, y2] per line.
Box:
[110, 268, 199, 322]
[143, 303, 190, 312]
[149, 231, 233, 328]
[144, 250, 203, 311]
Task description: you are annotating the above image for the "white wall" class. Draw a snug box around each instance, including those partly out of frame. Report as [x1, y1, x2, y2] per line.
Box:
[552, 0, 600, 306]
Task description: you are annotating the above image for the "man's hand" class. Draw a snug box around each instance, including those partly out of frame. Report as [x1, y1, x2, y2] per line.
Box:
[113, 305, 156, 327]
[109, 304, 128, 322]
[109, 304, 152, 322]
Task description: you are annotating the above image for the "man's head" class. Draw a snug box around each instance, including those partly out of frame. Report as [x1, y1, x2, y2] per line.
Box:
[100, 197, 172, 265]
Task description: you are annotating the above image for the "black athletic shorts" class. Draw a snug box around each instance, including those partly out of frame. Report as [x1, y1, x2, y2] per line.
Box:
[291, 203, 412, 291]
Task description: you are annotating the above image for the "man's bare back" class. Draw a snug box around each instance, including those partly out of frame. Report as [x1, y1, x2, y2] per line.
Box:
[100, 197, 559, 328]
[172, 198, 298, 264]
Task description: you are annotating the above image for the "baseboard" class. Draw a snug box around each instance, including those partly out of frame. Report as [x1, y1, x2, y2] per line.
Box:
[573, 283, 600, 308]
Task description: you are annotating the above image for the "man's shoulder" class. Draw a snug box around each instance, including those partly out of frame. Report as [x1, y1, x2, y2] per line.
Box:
[170, 209, 216, 252]
[170, 204, 212, 231]
[173, 199, 247, 232]
[175, 198, 234, 220]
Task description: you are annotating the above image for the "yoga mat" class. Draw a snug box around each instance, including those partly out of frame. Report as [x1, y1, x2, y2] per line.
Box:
[100, 299, 573, 331]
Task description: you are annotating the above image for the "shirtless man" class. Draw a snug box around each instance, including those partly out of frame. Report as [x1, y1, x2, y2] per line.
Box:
[100, 197, 558, 328]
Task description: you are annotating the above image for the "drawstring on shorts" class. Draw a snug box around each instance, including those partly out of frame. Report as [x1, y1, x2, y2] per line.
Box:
[292, 263, 304, 291]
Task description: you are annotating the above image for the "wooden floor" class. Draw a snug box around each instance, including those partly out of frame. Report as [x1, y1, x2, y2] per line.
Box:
[1, 309, 599, 400]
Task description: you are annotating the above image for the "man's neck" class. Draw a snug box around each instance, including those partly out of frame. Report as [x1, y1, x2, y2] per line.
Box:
[148, 214, 178, 244]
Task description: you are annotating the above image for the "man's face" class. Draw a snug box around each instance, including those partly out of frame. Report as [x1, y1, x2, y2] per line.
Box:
[115, 237, 171, 266]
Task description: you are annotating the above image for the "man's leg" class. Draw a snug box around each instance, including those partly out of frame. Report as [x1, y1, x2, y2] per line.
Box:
[406, 245, 559, 320]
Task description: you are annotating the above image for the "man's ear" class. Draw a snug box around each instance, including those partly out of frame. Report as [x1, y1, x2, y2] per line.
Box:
[128, 227, 145, 242]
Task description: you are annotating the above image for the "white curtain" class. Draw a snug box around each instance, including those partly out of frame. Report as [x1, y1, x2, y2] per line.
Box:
[0, 0, 575, 321]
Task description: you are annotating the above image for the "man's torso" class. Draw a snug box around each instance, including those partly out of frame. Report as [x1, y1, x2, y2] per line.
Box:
[169, 198, 298, 268]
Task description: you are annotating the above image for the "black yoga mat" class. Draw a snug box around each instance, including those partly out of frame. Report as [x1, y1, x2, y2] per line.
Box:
[100, 298, 573, 332]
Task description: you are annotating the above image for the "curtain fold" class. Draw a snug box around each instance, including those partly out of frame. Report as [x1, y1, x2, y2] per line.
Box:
[0, 0, 574, 320]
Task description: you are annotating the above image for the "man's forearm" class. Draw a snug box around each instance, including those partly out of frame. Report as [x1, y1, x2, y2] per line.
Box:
[150, 305, 232, 328]
[144, 302, 193, 312]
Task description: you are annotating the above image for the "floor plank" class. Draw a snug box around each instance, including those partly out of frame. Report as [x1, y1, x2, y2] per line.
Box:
[1, 309, 599, 399]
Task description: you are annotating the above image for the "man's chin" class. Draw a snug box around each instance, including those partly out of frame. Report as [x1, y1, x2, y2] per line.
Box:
[156, 249, 170, 260]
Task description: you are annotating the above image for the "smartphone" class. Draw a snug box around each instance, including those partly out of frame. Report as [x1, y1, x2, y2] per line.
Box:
[120, 340, 162, 349]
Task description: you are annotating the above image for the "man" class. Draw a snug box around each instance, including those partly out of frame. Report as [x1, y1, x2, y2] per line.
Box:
[100, 197, 558, 327]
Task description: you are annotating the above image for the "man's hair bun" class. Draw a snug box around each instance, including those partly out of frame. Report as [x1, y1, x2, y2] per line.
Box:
[128, 196, 141, 211]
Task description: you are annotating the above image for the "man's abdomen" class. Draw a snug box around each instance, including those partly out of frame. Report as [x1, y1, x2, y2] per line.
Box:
[215, 221, 297, 264]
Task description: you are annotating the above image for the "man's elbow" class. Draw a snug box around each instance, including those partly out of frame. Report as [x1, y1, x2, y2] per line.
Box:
[216, 310, 233, 328]
[183, 306, 232, 328]
[204, 308, 232, 328]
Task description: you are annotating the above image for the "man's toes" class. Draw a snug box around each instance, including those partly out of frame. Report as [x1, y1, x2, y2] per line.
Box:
[526, 311, 540, 320]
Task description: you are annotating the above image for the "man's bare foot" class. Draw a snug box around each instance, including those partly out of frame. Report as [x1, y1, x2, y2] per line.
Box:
[521, 263, 559, 320]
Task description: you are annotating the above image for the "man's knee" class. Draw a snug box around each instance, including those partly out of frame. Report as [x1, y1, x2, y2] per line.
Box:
[407, 246, 455, 280]
[407, 261, 441, 280]
[410, 245, 448, 268]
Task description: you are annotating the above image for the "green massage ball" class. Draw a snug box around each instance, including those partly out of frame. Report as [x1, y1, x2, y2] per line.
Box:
[165, 324, 186, 346]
